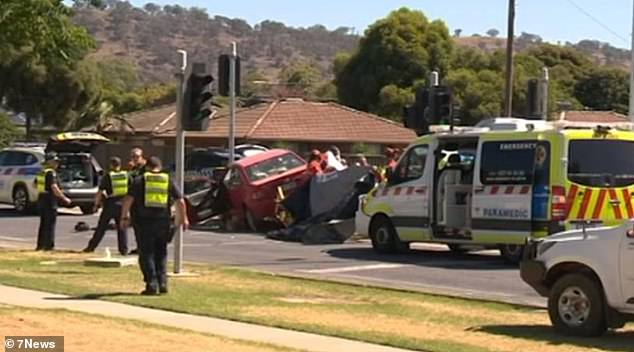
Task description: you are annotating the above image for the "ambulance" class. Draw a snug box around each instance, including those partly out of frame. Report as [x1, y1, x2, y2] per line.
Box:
[356, 118, 634, 262]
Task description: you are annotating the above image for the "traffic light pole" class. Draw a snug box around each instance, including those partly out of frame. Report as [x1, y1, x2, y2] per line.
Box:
[228, 42, 237, 163]
[174, 49, 187, 274]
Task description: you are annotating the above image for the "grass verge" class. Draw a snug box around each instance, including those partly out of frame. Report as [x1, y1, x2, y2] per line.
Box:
[0, 304, 303, 352]
[0, 249, 632, 352]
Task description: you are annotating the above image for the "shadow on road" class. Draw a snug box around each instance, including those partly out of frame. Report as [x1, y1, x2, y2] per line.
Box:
[0, 208, 89, 218]
[325, 247, 516, 271]
[473, 324, 634, 352]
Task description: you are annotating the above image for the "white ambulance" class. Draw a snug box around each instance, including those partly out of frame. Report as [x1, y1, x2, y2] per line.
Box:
[356, 118, 634, 262]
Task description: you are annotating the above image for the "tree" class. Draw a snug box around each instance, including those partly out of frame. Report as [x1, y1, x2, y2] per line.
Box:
[143, 2, 161, 15]
[0, 0, 95, 136]
[454, 29, 462, 38]
[278, 61, 322, 97]
[0, 113, 22, 148]
[575, 67, 629, 114]
[486, 28, 500, 38]
[335, 8, 453, 113]
[376, 85, 414, 120]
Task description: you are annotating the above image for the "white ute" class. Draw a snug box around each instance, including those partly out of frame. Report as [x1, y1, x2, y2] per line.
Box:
[520, 221, 634, 336]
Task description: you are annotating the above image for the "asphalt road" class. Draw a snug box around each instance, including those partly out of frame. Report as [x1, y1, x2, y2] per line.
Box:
[0, 205, 545, 307]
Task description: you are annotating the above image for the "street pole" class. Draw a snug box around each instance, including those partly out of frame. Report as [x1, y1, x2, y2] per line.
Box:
[228, 42, 237, 163]
[629, 0, 634, 122]
[174, 49, 187, 274]
[504, 0, 516, 117]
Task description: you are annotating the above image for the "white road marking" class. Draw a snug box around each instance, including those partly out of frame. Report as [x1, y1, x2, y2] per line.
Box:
[0, 236, 30, 242]
[298, 263, 406, 274]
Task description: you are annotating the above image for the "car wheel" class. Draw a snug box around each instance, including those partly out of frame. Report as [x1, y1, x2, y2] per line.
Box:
[12, 186, 30, 214]
[370, 216, 409, 253]
[548, 273, 607, 337]
[80, 205, 96, 215]
[499, 244, 524, 264]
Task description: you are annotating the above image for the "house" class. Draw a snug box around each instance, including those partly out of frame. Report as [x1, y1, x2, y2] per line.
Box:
[553, 110, 633, 129]
[98, 99, 416, 165]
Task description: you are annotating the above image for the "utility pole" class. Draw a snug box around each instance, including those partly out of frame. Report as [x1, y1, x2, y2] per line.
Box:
[173, 49, 187, 274]
[629, 0, 634, 122]
[228, 42, 237, 163]
[504, 0, 516, 117]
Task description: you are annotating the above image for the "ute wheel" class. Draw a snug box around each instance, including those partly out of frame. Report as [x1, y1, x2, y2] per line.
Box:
[370, 216, 409, 253]
[499, 244, 524, 264]
[12, 185, 31, 214]
[548, 273, 607, 337]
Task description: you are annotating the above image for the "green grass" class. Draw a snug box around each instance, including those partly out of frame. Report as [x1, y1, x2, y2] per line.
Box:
[0, 249, 632, 352]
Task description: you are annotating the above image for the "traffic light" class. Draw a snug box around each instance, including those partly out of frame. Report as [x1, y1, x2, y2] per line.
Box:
[429, 86, 452, 124]
[218, 55, 241, 97]
[526, 79, 539, 118]
[403, 87, 430, 136]
[183, 72, 214, 131]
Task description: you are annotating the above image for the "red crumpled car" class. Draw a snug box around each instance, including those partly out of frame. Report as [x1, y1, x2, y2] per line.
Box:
[223, 149, 311, 231]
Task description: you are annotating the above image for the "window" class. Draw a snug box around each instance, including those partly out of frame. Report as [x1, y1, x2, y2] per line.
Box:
[0, 151, 8, 166]
[391, 145, 428, 184]
[480, 141, 550, 185]
[245, 153, 305, 182]
[4, 151, 29, 166]
[24, 153, 38, 165]
[225, 168, 243, 188]
[568, 140, 634, 187]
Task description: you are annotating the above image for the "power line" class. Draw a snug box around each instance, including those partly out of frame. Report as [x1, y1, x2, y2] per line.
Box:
[564, 0, 629, 44]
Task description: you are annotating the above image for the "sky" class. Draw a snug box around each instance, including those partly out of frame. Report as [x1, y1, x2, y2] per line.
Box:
[127, 0, 634, 49]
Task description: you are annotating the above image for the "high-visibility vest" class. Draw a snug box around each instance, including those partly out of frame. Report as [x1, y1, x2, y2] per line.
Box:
[144, 172, 169, 208]
[109, 171, 128, 197]
[36, 169, 54, 194]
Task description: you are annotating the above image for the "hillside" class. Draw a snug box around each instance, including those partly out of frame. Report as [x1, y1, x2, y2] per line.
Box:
[72, 2, 631, 85]
[456, 35, 631, 69]
[71, 2, 359, 83]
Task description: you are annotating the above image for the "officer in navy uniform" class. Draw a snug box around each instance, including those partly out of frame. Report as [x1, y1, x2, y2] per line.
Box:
[127, 147, 147, 255]
[35, 153, 71, 251]
[83, 157, 130, 255]
[121, 156, 188, 295]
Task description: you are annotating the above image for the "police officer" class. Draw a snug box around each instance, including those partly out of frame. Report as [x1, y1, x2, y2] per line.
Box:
[36, 153, 71, 251]
[121, 156, 188, 295]
[83, 157, 129, 255]
[127, 147, 147, 255]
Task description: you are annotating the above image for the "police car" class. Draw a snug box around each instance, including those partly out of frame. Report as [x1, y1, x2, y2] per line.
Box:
[0, 133, 109, 214]
[356, 118, 634, 262]
[0, 144, 45, 213]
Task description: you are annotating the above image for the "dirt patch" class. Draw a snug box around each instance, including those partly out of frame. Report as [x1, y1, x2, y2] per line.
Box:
[242, 306, 634, 352]
[0, 306, 297, 352]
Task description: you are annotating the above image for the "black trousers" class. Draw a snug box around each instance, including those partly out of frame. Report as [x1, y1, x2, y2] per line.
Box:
[36, 203, 57, 250]
[137, 218, 169, 289]
[86, 201, 128, 255]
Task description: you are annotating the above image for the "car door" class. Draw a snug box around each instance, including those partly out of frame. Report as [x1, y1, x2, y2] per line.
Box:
[0, 151, 9, 201]
[622, 229, 634, 306]
[389, 144, 432, 242]
[471, 139, 540, 244]
[224, 166, 245, 211]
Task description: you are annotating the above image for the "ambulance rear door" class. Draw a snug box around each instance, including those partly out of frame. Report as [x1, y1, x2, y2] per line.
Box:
[565, 132, 634, 227]
[471, 137, 544, 244]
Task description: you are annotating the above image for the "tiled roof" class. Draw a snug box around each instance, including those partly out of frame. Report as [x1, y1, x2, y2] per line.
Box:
[117, 99, 416, 144]
[560, 110, 629, 123]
